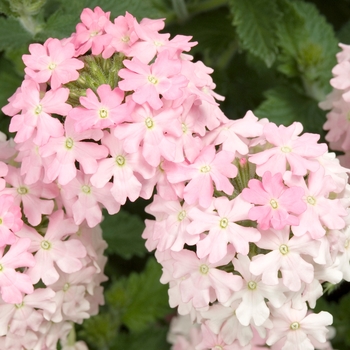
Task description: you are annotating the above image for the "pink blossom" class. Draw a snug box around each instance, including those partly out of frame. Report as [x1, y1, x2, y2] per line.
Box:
[68, 84, 132, 132]
[102, 12, 138, 58]
[3, 165, 58, 226]
[266, 302, 333, 349]
[170, 249, 242, 308]
[73, 6, 110, 56]
[0, 238, 35, 304]
[187, 195, 260, 263]
[249, 122, 327, 176]
[90, 130, 154, 205]
[8, 80, 68, 145]
[284, 169, 347, 238]
[22, 38, 84, 89]
[114, 102, 183, 167]
[118, 50, 188, 109]
[249, 226, 319, 291]
[39, 116, 108, 185]
[0, 194, 23, 247]
[166, 145, 236, 208]
[18, 211, 86, 286]
[61, 170, 120, 227]
[242, 171, 307, 230]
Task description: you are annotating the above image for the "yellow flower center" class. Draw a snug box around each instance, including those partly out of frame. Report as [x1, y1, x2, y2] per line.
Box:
[148, 75, 158, 84]
[99, 108, 108, 119]
[270, 199, 278, 209]
[145, 117, 154, 129]
[65, 137, 74, 150]
[200, 165, 211, 173]
[220, 217, 229, 229]
[279, 244, 289, 255]
[199, 264, 209, 275]
[116, 155, 125, 166]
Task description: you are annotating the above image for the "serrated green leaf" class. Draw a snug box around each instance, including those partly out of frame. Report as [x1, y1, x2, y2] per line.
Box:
[0, 17, 33, 51]
[35, 9, 78, 40]
[101, 209, 147, 259]
[229, 0, 281, 67]
[276, 0, 338, 99]
[106, 257, 171, 332]
[254, 85, 326, 135]
[79, 312, 120, 349]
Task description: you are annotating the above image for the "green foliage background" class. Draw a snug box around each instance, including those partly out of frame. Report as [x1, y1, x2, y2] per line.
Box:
[1, 0, 350, 348]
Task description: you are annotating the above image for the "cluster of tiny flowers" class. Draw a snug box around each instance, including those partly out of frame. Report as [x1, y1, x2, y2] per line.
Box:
[1, 5, 349, 349]
[320, 43, 350, 168]
[146, 116, 350, 349]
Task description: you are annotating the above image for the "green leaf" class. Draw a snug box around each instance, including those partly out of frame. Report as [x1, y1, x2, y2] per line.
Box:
[78, 313, 121, 349]
[101, 209, 147, 260]
[112, 326, 169, 350]
[57, 0, 168, 21]
[254, 85, 326, 135]
[35, 9, 78, 41]
[167, 8, 236, 68]
[229, 0, 281, 67]
[106, 257, 171, 332]
[337, 19, 350, 45]
[0, 17, 33, 51]
[276, 0, 338, 99]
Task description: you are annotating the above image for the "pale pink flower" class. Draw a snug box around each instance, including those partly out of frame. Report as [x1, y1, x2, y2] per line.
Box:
[73, 6, 111, 56]
[170, 248, 242, 308]
[249, 226, 319, 292]
[61, 170, 120, 227]
[8, 80, 68, 145]
[0, 288, 56, 336]
[22, 38, 84, 89]
[226, 254, 287, 327]
[102, 12, 138, 58]
[166, 145, 236, 208]
[249, 122, 327, 176]
[284, 169, 347, 239]
[3, 165, 58, 226]
[187, 195, 260, 263]
[90, 130, 154, 205]
[266, 302, 333, 349]
[144, 194, 198, 252]
[40, 116, 108, 185]
[242, 171, 306, 230]
[19, 211, 86, 286]
[68, 84, 132, 132]
[200, 301, 254, 346]
[118, 50, 188, 109]
[0, 194, 23, 247]
[0, 238, 35, 304]
[114, 102, 183, 167]
[204, 110, 264, 156]
[196, 324, 249, 350]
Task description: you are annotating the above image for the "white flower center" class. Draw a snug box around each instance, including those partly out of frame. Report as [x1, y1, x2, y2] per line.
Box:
[17, 186, 28, 195]
[281, 145, 292, 153]
[178, 210, 186, 221]
[290, 322, 300, 330]
[199, 264, 209, 275]
[148, 75, 158, 84]
[248, 281, 257, 290]
[200, 165, 211, 173]
[307, 196, 316, 205]
[41, 240, 51, 250]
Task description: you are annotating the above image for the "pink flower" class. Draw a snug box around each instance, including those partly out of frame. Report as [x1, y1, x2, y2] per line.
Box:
[249, 226, 319, 291]
[187, 195, 260, 263]
[19, 211, 86, 285]
[0, 194, 23, 247]
[242, 171, 306, 230]
[118, 50, 188, 109]
[249, 122, 327, 176]
[8, 80, 68, 145]
[73, 6, 111, 56]
[0, 238, 35, 304]
[266, 302, 333, 349]
[166, 145, 236, 208]
[22, 38, 84, 89]
[68, 84, 132, 132]
[40, 116, 108, 185]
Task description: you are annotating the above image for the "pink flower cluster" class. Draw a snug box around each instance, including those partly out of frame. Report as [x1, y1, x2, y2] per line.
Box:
[150, 116, 349, 350]
[320, 43, 350, 168]
[1, 5, 349, 349]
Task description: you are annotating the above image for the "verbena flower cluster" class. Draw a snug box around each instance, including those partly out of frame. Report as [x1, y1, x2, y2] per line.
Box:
[1, 6, 349, 350]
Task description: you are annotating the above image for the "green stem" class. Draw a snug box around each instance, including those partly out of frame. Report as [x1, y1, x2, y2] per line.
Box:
[19, 15, 41, 36]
